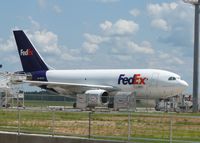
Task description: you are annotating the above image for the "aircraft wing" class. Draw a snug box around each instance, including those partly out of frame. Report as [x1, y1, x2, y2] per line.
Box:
[23, 80, 119, 94]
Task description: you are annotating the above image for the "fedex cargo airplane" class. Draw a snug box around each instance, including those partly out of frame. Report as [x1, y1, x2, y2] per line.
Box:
[13, 30, 188, 107]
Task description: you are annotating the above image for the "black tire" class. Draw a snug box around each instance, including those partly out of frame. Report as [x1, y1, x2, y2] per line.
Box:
[155, 105, 160, 111]
[73, 102, 77, 108]
[108, 102, 114, 108]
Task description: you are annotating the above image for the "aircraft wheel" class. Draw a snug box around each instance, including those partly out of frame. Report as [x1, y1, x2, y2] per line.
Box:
[73, 102, 77, 108]
[108, 102, 114, 108]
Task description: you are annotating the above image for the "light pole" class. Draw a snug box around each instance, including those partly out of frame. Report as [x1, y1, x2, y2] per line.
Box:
[183, 0, 200, 112]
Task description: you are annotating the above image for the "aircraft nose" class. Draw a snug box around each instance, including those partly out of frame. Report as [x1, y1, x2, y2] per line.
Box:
[180, 80, 189, 88]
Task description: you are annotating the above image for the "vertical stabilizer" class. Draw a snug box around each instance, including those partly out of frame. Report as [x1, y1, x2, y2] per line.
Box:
[13, 30, 49, 72]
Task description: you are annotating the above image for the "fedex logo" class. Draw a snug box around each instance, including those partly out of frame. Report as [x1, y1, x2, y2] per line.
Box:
[20, 49, 33, 56]
[118, 74, 148, 85]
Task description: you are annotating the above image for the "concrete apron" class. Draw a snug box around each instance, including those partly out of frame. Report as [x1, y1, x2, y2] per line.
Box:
[0, 131, 126, 143]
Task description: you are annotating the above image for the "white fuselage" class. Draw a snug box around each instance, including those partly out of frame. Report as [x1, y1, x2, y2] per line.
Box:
[45, 69, 188, 99]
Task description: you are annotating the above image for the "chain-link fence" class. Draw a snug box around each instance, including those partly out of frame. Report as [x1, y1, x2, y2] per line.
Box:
[0, 109, 200, 143]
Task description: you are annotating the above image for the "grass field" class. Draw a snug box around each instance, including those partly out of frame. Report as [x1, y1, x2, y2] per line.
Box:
[0, 108, 200, 143]
[24, 100, 74, 107]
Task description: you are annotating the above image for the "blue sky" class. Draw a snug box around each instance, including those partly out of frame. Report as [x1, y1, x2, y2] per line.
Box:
[0, 0, 195, 92]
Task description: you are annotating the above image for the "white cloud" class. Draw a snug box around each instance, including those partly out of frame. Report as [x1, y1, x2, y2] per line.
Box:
[147, 2, 178, 32]
[24, 29, 83, 66]
[82, 42, 98, 54]
[28, 16, 40, 29]
[0, 33, 20, 67]
[147, 2, 178, 17]
[159, 52, 184, 65]
[84, 33, 109, 44]
[0, 36, 15, 52]
[100, 19, 139, 35]
[151, 18, 170, 31]
[3, 56, 19, 64]
[82, 33, 110, 54]
[38, 0, 62, 14]
[61, 52, 81, 61]
[96, 0, 120, 3]
[127, 41, 154, 54]
[53, 5, 62, 14]
[28, 30, 61, 55]
[100, 21, 112, 31]
[11, 17, 79, 64]
[173, 57, 184, 65]
[83, 19, 152, 57]
[141, 41, 152, 48]
[129, 9, 140, 17]
[38, 0, 46, 8]
[147, 1, 193, 48]
[116, 55, 132, 61]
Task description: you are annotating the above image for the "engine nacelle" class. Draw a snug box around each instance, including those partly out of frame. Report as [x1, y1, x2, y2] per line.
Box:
[85, 89, 109, 107]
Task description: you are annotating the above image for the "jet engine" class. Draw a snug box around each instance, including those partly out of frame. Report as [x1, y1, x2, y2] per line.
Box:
[84, 89, 109, 107]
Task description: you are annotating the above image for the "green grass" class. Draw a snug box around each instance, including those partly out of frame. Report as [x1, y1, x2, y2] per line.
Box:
[0, 108, 200, 142]
[14, 100, 74, 107]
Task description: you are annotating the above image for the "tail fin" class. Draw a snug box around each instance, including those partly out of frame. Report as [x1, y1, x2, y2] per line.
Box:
[13, 30, 49, 72]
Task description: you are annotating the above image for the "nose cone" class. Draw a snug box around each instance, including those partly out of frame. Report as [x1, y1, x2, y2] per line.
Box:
[180, 80, 189, 89]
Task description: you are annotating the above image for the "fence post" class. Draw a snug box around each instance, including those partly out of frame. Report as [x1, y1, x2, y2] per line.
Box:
[128, 111, 131, 142]
[88, 111, 92, 139]
[17, 108, 20, 135]
[128, 94, 132, 142]
[169, 116, 173, 143]
[52, 109, 55, 137]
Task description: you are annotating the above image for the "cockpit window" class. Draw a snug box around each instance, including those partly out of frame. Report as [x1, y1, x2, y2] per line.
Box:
[168, 77, 176, 80]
